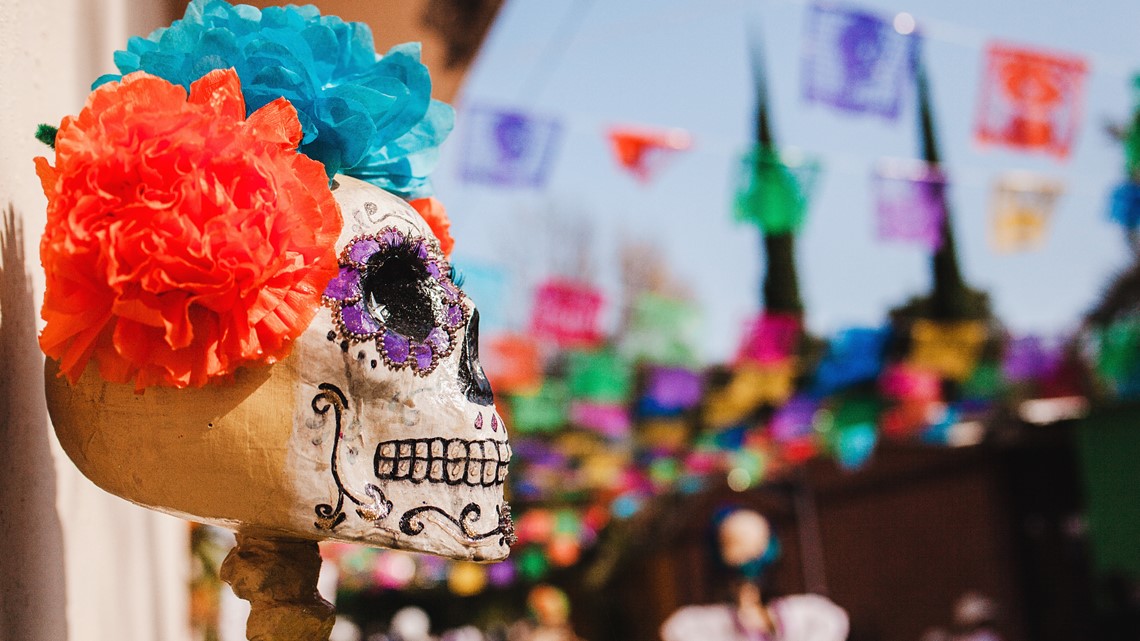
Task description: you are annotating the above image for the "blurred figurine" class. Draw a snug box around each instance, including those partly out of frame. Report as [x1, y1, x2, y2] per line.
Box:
[660, 508, 848, 641]
[951, 593, 1001, 641]
[528, 584, 585, 641]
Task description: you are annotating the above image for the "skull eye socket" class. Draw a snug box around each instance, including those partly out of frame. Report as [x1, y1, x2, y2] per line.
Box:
[362, 242, 439, 344]
[326, 228, 467, 375]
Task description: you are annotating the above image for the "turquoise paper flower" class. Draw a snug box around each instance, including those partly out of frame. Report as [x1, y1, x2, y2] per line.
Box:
[95, 0, 453, 199]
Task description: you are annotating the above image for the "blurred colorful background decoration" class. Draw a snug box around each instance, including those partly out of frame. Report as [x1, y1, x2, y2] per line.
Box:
[319, 233, 1133, 599]
[313, 0, 1140, 613]
[158, 2, 1140, 640]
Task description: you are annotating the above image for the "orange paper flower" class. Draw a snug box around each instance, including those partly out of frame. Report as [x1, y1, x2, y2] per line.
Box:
[36, 68, 342, 390]
[409, 196, 454, 257]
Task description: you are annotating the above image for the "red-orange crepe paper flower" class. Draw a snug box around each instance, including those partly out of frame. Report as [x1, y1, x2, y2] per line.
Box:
[410, 197, 454, 257]
[36, 68, 342, 390]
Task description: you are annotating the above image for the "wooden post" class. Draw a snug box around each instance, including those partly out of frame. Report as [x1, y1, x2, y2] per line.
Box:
[220, 534, 336, 641]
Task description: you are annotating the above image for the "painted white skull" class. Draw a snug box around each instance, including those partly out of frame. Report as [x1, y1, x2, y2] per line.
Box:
[291, 176, 514, 560]
[45, 175, 514, 563]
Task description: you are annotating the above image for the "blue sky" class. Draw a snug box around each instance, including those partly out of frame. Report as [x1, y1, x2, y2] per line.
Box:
[431, 0, 1140, 363]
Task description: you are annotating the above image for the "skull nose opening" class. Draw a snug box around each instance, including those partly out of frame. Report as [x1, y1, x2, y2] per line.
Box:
[459, 309, 495, 406]
[362, 246, 435, 343]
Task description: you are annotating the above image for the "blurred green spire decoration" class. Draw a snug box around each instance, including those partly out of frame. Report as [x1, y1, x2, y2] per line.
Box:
[893, 59, 991, 322]
[735, 149, 821, 236]
[736, 28, 816, 315]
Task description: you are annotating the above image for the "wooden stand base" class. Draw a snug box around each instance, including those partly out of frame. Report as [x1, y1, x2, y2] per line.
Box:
[220, 533, 336, 641]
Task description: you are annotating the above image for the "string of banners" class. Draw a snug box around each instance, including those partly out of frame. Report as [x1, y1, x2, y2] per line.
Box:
[804, 2, 1090, 160]
[454, 1, 1098, 251]
[321, 250, 1140, 595]
[730, 151, 1065, 253]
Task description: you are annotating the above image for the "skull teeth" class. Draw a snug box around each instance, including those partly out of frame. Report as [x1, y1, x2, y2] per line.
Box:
[374, 438, 511, 487]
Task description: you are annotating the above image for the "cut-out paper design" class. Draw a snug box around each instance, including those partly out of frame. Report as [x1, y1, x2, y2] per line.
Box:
[735, 148, 822, 233]
[461, 107, 562, 188]
[880, 401, 936, 439]
[1109, 182, 1140, 229]
[1002, 335, 1062, 384]
[529, 279, 605, 348]
[769, 395, 819, 443]
[802, 3, 917, 120]
[873, 159, 947, 250]
[566, 349, 633, 403]
[961, 362, 1005, 400]
[831, 396, 882, 430]
[483, 333, 543, 395]
[813, 326, 890, 394]
[736, 312, 802, 366]
[879, 364, 942, 403]
[639, 419, 691, 453]
[509, 381, 568, 434]
[647, 455, 681, 488]
[908, 319, 988, 382]
[620, 293, 701, 367]
[607, 126, 692, 183]
[781, 437, 820, 465]
[580, 450, 628, 489]
[638, 367, 703, 417]
[569, 401, 631, 439]
[975, 43, 1088, 158]
[703, 363, 796, 428]
[989, 172, 1063, 252]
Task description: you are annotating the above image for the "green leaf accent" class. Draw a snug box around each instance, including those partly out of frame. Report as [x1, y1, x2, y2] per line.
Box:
[35, 124, 58, 150]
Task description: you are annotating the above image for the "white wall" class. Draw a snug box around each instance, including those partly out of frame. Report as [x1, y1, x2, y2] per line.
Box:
[0, 1, 191, 640]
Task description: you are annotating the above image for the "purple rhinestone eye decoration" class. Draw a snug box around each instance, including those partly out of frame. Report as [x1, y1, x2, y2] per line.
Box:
[323, 227, 466, 376]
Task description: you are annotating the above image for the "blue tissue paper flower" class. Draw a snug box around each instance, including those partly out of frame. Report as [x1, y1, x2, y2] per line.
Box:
[94, 0, 453, 199]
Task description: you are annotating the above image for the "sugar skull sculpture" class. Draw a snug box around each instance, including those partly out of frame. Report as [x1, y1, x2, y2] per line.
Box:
[36, 2, 512, 638]
[45, 173, 514, 560]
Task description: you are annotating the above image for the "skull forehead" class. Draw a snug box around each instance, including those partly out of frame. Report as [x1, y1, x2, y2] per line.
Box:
[335, 176, 431, 244]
